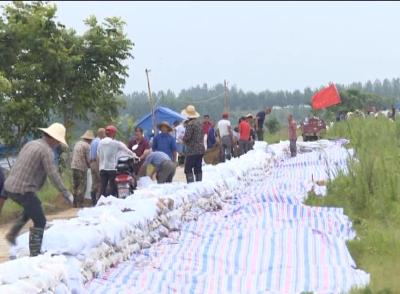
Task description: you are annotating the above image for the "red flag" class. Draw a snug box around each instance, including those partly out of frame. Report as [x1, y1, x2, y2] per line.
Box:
[311, 84, 341, 110]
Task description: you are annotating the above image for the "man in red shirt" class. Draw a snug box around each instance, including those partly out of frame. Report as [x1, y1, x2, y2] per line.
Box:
[127, 127, 151, 174]
[288, 114, 297, 157]
[238, 116, 251, 155]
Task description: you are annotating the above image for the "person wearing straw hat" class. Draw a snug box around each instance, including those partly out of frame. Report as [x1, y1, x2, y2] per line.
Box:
[1, 123, 73, 256]
[152, 121, 177, 162]
[181, 105, 205, 183]
[71, 130, 95, 208]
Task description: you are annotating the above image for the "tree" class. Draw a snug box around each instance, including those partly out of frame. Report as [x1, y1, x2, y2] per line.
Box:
[0, 1, 133, 146]
[265, 117, 280, 134]
[0, 1, 63, 146]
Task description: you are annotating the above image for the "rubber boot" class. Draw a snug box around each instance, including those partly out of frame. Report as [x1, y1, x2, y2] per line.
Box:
[29, 227, 44, 257]
[91, 191, 97, 206]
[186, 173, 195, 184]
[6, 215, 27, 245]
[195, 173, 202, 182]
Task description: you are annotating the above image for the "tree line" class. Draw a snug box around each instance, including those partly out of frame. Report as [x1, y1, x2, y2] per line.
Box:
[122, 78, 400, 122]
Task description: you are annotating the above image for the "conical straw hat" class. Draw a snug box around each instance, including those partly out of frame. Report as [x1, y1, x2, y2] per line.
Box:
[38, 123, 68, 147]
[181, 105, 200, 119]
[81, 130, 95, 140]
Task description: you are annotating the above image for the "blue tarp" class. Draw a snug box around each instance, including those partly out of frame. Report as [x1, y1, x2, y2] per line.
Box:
[0, 145, 17, 157]
[136, 106, 186, 138]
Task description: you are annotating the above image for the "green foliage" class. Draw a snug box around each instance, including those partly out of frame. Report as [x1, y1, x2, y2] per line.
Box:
[0, 1, 133, 147]
[305, 118, 400, 292]
[265, 117, 280, 134]
[332, 89, 393, 113]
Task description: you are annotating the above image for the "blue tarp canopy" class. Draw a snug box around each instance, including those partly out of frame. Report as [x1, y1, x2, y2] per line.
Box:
[136, 106, 186, 138]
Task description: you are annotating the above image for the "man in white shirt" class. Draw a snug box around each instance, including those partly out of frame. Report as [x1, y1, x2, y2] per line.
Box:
[97, 125, 135, 197]
[217, 112, 233, 162]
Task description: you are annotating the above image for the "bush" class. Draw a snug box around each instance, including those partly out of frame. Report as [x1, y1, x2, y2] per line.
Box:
[265, 118, 280, 134]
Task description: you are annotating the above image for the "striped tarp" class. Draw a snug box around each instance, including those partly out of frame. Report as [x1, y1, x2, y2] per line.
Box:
[86, 142, 369, 294]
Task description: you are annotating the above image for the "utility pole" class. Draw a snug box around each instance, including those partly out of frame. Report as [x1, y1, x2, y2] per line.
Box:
[224, 80, 229, 113]
[145, 69, 156, 135]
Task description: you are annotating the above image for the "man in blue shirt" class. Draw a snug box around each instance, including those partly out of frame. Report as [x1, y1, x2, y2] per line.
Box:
[89, 128, 105, 205]
[138, 151, 176, 184]
[152, 122, 177, 162]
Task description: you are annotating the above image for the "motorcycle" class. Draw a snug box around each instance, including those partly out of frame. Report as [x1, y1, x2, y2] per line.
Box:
[115, 153, 139, 198]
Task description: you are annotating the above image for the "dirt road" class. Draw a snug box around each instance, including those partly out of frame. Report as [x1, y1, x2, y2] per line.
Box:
[0, 166, 187, 262]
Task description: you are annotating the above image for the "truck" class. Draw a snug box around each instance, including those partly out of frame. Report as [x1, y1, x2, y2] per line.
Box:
[301, 116, 326, 141]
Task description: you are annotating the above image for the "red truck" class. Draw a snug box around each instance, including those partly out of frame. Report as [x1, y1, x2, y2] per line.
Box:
[301, 116, 326, 141]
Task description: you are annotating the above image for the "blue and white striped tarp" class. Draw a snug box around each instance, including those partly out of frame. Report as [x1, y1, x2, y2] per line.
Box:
[85, 141, 369, 294]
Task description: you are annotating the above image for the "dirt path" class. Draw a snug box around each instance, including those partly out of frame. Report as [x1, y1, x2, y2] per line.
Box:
[0, 167, 187, 262]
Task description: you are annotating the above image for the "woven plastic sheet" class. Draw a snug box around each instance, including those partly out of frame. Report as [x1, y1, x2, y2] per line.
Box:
[86, 140, 369, 294]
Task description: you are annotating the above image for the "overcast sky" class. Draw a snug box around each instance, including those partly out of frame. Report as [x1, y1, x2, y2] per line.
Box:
[3, 1, 400, 94]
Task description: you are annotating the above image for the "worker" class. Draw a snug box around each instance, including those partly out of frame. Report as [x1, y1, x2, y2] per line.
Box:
[127, 126, 151, 174]
[288, 114, 297, 157]
[97, 125, 135, 197]
[138, 151, 177, 184]
[255, 107, 272, 141]
[238, 114, 251, 155]
[1, 123, 73, 256]
[89, 128, 106, 206]
[172, 121, 186, 166]
[71, 130, 94, 208]
[152, 121, 177, 162]
[217, 112, 232, 162]
[181, 105, 205, 183]
[207, 120, 217, 150]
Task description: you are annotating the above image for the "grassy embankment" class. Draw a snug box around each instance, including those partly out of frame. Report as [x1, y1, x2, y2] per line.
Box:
[306, 117, 400, 293]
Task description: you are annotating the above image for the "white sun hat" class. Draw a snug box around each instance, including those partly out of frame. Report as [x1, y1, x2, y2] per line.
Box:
[38, 123, 68, 147]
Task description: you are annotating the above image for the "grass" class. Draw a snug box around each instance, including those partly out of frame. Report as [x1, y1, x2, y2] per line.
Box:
[0, 169, 73, 224]
[305, 117, 400, 293]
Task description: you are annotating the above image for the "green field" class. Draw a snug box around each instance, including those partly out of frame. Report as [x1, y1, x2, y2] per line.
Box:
[306, 117, 400, 293]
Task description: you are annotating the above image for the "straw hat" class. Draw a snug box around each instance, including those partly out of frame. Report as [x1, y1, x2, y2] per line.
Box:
[39, 123, 68, 147]
[81, 130, 95, 140]
[246, 113, 254, 119]
[181, 105, 200, 119]
[157, 121, 173, 132]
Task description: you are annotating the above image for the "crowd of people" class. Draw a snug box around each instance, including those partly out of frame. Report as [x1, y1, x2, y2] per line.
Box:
[0, 103, 300, 257]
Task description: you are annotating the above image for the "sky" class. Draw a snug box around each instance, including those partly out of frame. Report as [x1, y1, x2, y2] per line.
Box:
[2, 1, 400, 94]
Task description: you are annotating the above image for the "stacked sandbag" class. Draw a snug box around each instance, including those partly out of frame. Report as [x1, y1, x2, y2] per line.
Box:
[0, 140, 351, 293]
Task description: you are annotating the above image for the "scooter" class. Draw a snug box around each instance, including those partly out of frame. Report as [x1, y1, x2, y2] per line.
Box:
[115, 153, 139, 198]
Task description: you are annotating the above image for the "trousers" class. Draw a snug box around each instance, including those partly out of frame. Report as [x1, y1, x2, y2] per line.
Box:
[72, 169, 87, 207]
[290, 139, 297, 157]
[100, 170, 117, 197]
[90, 161, 100, 196]
[239, 140, 251, 155]
[156, 161, 177, 184]
[5, 191, 46, 230]
[220, 136, 232, 162]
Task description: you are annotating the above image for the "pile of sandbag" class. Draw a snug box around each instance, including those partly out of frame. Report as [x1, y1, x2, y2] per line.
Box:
[0, 140, 349, 293]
